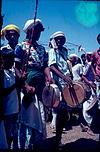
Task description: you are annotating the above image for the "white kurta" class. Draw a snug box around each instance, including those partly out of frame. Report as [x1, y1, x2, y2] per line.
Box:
[3, 68, 19, 115]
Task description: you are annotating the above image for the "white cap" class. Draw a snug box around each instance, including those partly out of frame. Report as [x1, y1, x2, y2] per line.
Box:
[86, 52, 92, 54]
[69, 54, 78, 58]
[50, 31, 66, 40]
[23, 18, 44, 33]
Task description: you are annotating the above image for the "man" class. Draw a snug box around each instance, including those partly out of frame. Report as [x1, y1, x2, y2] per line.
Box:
[0, 48, 19, 149]
[19, 19, 52, 150]
[92, 33, 100, 78]
[81, 52, 98, 136]
[0, 52, 8, 149]
[91, 33, 100, 147]
[0, 24, 26, 149]
[48, 31, 72, 148]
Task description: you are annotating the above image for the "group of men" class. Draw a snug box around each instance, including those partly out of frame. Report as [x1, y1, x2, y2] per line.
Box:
[0, 18, 100, 150]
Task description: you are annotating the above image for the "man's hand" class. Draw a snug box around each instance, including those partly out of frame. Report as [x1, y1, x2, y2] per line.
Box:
[23, 83, 35, 94]
[63, 74, 73, 86]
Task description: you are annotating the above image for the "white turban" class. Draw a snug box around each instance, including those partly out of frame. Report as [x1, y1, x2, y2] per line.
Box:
[50, 31, 66, 40]
[23, 18, 44, 33]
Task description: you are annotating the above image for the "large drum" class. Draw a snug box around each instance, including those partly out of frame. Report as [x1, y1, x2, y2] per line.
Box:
[63, 81, 91, 107]
[42, 84, 60, 108]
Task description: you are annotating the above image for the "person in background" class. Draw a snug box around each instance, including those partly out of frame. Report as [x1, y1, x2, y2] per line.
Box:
[91, 33, 100, 147]
[81, 52, 97, 135]
[92, 33, 100, 79]
[91, 34, 100, 100]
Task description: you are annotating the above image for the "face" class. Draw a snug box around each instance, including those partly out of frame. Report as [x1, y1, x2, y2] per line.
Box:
[97, 34, 100, 45]
[70, 56, 77, 65]
[97, 48, 100, 55]
[55, 36, 66, 47]
[5, 30, 19, 48]
[86, 54, 92, 62]
[32, 28, 41, 41]
[27, 27, 42, 42]
[81, 55, 86, 64]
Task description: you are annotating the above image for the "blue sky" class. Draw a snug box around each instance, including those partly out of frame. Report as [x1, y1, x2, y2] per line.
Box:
[1, 0, 100, 56]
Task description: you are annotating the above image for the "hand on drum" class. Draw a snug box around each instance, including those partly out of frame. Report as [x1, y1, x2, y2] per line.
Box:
[63, 75, 73, 86]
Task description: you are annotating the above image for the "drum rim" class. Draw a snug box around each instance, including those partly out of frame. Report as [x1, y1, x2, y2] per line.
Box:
[42, 84, 60, 108]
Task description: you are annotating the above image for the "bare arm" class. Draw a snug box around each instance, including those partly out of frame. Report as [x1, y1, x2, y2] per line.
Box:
[50, 64, 72, 85]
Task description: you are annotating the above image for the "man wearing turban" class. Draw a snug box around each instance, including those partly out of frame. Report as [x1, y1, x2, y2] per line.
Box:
[19, 18, 53, 150]
[0, 24, 23, 149]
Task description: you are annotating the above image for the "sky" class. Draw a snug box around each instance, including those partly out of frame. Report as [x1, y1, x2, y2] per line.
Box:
[1, 0, 100, 56]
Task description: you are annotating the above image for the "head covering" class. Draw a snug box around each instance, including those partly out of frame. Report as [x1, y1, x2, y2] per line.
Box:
[1, 24, 20, 40]
[50, 31, 66, 40]
[23, 18, 44, 33]
[69, 54, 78, 58]
[86, 52, 92, 54]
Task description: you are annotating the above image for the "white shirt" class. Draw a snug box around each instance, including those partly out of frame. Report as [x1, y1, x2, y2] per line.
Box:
[48, 48, 69, 88]
[3, 67, 19, 115]
[72, 63, 83, 81]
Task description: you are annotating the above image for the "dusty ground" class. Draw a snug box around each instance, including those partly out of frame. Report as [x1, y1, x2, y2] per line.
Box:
[46, 122, 99, 143]
[38, 121, 99, 152]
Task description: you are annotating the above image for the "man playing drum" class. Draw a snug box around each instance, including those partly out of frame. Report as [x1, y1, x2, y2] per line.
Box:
[48, 31, 72, 148]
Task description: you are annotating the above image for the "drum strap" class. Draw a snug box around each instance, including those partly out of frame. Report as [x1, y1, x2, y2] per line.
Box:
[66, 61, 73, 80]
[59, 52, 73, 79]
[51, 86, 55, 107]
[69, 85, 79, 105]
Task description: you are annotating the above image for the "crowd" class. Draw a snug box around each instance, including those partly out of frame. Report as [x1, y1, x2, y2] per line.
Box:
[0, 18, 100, 150]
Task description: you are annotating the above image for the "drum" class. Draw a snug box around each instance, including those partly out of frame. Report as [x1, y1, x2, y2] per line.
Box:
[62, 81, 91, 107]
[42, 84, 60, 108]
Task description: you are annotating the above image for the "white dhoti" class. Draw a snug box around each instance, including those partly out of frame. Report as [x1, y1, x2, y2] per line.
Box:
[20, 93, 46, 139]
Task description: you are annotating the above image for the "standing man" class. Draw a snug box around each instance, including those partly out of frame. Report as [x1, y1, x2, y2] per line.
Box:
[1, 24, 23, 149]
[19, 19, 52, 150]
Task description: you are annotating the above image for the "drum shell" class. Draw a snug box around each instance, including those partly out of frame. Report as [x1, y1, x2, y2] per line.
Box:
[62, 81, 91, 107]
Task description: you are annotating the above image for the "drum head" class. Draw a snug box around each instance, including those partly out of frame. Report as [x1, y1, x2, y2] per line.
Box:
[42, 84, 60, 108]
[63, 82, 85, 107]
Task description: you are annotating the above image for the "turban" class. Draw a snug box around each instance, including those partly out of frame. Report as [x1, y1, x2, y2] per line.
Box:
[50, 31, 66, 40]
[23, 18, 44, 33]
[1, 24, 20, 40]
